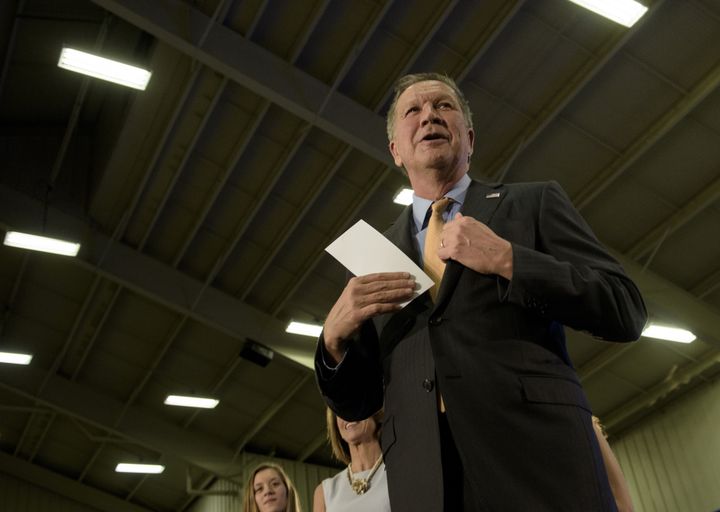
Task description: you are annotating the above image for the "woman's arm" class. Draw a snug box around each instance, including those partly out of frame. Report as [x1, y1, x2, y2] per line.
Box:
[593, 417, 634, 512]
[313, 482, 326, 512]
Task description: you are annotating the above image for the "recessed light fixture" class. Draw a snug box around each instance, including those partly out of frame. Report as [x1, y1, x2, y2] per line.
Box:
[641, 324, 696, 344]
[286, 321, 323, 337]
[0, 351, 33, 365]
[4, 231, 80, 257]
[115, 463, 165, 474]
[164, 395, 219, 409]
[568, 0, 648, 27]
[393, 188, 414, 206]
[58, 47, 152, 90]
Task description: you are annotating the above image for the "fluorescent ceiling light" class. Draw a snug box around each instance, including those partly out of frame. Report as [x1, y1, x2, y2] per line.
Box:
[568, 0, 648, 27]
[164, 395, 219, 409]
[641, 324, 696, 344]
[115, 463, 165, 474]
[4, 231, 80, 257]
[286, 321, 323, 337]
[0, 351, 33, 365]
[58, 48, 152, 90]
[393, 188, 414, 206]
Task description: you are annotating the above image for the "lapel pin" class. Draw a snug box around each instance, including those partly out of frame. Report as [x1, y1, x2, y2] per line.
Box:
[485, 192, 501, 198]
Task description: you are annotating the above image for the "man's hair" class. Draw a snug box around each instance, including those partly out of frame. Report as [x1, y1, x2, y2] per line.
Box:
[326, 407, 383, 465]
[386, 72, 473, 141]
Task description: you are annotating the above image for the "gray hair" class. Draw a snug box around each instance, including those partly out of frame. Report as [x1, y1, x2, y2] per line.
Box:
[386, 72, 473, 141]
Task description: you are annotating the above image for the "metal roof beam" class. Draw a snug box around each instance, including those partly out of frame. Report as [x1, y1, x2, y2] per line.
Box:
[627, 172, 720, 261]
[455, 1, 525, 83]
[0, 365, 240, 478]
[90, 0, 394, 168]
[230, 373, 312, 462]
[0, 451, 151, 512]
[693, 268, 720, 299]
[578, 343, 635, 382]
[484, 0, 667, 181]
[373, 0, 459, 108]
[608, 247, 720, 349]
[575, 61, 720, 211]
[0, 185, 316, 369]
[297, 430, 327, 462]
[604, 350, 720, 432]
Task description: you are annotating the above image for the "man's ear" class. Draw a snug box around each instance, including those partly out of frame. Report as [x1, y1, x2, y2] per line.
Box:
[389, 140, 403, 167]
[468, 128, 475, 154]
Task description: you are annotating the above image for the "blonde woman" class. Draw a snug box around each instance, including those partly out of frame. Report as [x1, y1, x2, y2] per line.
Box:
[243, 462, 302, 512]
[313, 408, 389, 512]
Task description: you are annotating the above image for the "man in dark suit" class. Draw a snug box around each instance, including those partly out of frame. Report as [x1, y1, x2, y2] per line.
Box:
[315, 73, 647, 511]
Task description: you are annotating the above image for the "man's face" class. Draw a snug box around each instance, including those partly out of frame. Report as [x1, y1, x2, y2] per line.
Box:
[388, 80, 474, 180]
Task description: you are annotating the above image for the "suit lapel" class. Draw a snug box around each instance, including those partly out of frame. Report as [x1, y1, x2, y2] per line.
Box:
[385, 205, 421, 266]
[434, 180, 508, 307]
[379, 207, 431, 345]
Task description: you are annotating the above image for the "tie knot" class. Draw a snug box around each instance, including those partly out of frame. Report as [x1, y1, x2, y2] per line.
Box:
[431, 197, 451, 217]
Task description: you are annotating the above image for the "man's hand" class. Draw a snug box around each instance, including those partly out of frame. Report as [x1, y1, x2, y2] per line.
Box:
[438, 213, 513, 279]
[323, 272, 416, 363]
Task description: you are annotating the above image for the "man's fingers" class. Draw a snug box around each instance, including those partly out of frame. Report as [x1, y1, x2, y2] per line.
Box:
[353, 282, 415, 308]
[360, 277, 416, 293]
[353, 272, 411, 284]
[347, 275, 416, 302]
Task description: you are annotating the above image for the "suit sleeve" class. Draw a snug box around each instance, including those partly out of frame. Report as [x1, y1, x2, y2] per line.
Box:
[503, 181, 647, 341]
[314, 321, 384, 422]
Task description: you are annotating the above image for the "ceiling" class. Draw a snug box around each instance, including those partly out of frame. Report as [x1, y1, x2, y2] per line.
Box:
[1, 0, 720, 510]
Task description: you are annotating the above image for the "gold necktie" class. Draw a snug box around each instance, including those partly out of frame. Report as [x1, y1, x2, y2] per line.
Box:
[423, 197, 451, 302]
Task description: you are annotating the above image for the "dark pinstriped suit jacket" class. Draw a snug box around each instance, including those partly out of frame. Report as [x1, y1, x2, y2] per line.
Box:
[316, 179, 646, 511]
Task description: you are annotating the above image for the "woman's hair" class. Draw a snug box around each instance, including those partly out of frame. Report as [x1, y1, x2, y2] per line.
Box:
[242, 462, 302, 512]
[326, 407, 383, 465]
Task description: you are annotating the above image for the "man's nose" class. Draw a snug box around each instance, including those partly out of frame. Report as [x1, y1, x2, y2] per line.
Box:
[421, 104, 443, 125]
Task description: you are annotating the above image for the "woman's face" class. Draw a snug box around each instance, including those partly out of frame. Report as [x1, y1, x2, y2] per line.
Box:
[253, 468, 288, 512]
[336, 416, 378, 445]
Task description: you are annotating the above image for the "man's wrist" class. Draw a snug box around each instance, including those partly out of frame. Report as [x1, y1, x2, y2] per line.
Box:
[497, 242, 514, 280]
[320, 336, 347, 369]
[324, 338, 346, 365]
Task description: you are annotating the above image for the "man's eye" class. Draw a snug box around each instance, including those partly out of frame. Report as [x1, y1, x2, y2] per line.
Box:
[438, 102, 453, 109]
[405, 106, 419, 116]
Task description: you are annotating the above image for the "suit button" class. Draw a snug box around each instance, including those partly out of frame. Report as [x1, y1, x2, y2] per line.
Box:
[429, 316, 443, 326]
[422, 378, 434, 392]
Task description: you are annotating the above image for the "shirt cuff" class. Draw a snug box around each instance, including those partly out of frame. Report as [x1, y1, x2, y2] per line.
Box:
[318, 337, 347, 372]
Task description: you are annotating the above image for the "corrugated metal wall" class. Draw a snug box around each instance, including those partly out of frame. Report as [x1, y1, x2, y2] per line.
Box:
[0, 471, 102, 512]
[189, 453, 338, 512]
[610, 377, 720, 512]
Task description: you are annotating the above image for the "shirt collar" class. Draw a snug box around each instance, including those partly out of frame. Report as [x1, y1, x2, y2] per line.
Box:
[412, 173, 471, 232]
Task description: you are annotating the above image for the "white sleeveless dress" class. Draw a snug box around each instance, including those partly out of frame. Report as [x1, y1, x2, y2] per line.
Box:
[322, 463, 391, 512]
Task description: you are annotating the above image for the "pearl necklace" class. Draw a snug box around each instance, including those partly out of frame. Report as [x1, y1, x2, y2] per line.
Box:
[346, 455, 383, 495]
